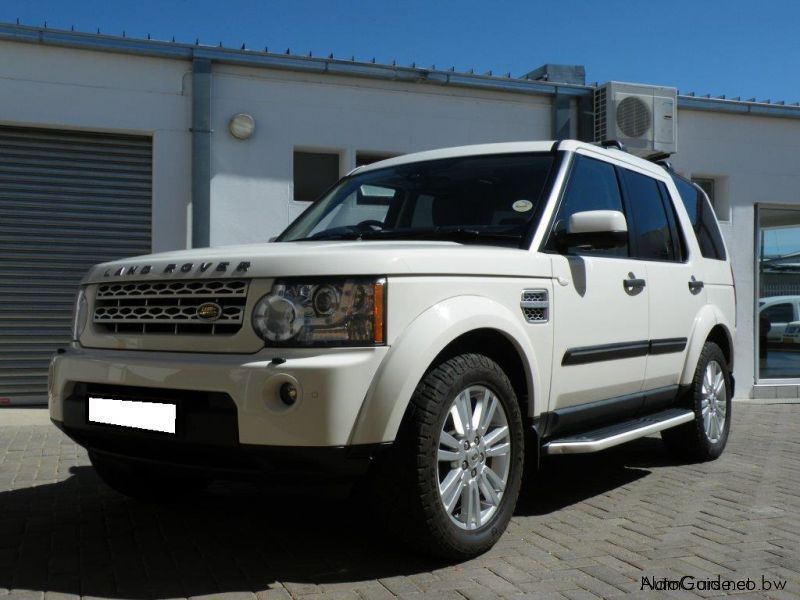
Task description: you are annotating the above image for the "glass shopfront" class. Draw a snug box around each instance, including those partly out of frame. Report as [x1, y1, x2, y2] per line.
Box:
[756, 205, 800, 381]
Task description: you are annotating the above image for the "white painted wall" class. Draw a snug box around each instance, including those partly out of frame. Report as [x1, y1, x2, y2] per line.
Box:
[208, 65, 553, 246]
[672, 109, 800, 397]
[0, 40, 192, 252]
[5, 37, 800, 397]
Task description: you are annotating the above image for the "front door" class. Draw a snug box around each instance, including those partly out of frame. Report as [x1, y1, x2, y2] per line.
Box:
[545, 154, 649, 412]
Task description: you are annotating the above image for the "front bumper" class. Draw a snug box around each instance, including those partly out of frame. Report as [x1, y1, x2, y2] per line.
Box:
[49, 344, 390, 449]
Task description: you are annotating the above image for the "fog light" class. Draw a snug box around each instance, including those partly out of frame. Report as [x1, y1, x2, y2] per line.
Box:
[279, 382, 298, 406]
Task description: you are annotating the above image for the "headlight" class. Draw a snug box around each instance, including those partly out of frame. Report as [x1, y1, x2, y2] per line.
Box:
[252, 278, 385, 346]
[71, 287, 88, 341]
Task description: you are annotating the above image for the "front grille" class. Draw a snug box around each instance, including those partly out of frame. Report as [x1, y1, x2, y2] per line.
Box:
[93, 279, 249, 335]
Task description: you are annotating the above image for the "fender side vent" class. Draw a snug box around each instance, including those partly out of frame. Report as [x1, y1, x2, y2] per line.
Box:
[521, 289, 549, 323]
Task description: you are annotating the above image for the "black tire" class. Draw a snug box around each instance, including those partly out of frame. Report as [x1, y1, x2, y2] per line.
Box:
[89, 450, 211, 501]
[378, 353, 525, 560]
[661, 342, 732, 462]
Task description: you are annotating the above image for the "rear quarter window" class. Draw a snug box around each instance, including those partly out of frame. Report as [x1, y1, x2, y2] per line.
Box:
[670, 173, 727, 260]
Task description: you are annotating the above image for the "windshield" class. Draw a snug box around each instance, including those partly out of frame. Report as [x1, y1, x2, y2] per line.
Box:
[277, 152, 556, 248]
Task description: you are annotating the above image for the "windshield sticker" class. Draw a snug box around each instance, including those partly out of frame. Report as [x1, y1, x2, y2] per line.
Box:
[512, 199, 533, 213]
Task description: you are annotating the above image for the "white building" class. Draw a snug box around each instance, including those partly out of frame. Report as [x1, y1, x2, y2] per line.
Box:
[1, 22, 799, 404]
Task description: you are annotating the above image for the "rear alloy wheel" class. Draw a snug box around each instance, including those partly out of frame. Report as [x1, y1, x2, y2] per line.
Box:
[381, 353, 525, 559]
[662, 341, 732, 461]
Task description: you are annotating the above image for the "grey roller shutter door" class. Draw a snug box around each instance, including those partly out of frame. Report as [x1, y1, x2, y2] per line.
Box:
[0, 126, 152, 406]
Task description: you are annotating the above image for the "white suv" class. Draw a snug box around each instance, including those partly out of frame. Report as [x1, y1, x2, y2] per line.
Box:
[49, 140, 735, 559]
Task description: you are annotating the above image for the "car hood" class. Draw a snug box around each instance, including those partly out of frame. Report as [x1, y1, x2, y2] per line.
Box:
[82, 240, 552, 284]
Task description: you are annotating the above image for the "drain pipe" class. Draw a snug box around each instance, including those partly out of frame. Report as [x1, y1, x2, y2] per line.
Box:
[191, 57, 212, 248]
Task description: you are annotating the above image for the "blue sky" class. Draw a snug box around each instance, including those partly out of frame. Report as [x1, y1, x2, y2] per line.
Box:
[2, 0, 799, 103]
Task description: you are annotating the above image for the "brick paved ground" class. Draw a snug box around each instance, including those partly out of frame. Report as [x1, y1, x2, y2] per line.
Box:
[0, 404, 798, 599]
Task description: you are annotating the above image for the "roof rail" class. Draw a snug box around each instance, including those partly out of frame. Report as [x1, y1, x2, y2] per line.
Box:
[646, 152, 673, 170]
[596, 140, 628, 153]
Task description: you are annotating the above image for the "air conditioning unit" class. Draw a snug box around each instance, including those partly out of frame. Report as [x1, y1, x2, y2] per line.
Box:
[594, 82, 677, 157]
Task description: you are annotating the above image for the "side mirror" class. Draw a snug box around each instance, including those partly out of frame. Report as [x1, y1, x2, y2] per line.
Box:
[561, 210, 628, 250]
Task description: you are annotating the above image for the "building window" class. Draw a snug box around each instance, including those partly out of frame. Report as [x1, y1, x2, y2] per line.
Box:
[356, 151, 397, 167]
[293, 151, 340, 202]
[691, 176, 730, 222]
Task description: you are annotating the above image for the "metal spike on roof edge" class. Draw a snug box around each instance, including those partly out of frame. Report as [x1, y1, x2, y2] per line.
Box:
[506, 72, 511, 78]
[171, 36, 175, 43]
[351, 55, 355, 62]
[195, 38, 199, 45]
[241, 43, 246, 50]
[308, 51, 312, 57]
[733, 96, 740, 101]
[285, 48, 290, 54]
[97, 27, 100, 34]
[468, 68, 474, 74]
[371, 57, 376, 63]
[329, 53, 334, 59]
[122, 30, 126, 38]
[747, 97, 755, 102]
[44, 21, 47, 28]
[777, 100, 785, 105]
[219, 41, 223, 47]
[449, 66, 455, 72]
[411, 61, 415, 68]
[392, 59, 396, 66]
[431, 64, 435, 70]
[71, 25, 75, 31]
[16, 17, 19, 24]
[265, 46, 268, 52]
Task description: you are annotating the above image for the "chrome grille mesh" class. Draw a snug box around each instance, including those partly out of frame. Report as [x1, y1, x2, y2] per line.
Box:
[93, 279, 248, 335]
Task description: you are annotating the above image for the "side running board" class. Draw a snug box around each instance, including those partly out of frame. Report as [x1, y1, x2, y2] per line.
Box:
[543, 408, 695, 455]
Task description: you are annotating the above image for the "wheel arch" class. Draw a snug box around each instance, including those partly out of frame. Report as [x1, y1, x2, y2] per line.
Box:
[348, 295, 540, 445]
[680, 305, 735, 386]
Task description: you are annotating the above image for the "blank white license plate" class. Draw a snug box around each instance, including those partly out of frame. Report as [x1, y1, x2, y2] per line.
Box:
[88, 397, 176, 434]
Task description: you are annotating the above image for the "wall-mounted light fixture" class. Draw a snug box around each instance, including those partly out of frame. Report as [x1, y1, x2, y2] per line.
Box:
[229, 113, 255, 140]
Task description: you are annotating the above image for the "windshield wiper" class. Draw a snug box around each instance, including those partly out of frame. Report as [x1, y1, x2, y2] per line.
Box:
[358, 227, 522, 243]
[291, 226, 363, 241]
[290, 226, 523, 244]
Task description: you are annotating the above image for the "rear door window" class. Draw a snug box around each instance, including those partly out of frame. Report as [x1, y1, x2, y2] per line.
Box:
[620, 168, 677, 262]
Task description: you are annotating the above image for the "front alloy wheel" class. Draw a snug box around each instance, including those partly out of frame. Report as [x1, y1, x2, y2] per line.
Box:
[437, 385, 511, 530]
[379, 353, 525, 559]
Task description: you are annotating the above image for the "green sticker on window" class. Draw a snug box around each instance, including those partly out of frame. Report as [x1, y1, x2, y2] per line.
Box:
[512, 199, 533, 212]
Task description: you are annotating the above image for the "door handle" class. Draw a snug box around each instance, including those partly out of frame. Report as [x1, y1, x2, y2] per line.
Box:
[623, 275, 646, 291]
[688, 278, 705, 293]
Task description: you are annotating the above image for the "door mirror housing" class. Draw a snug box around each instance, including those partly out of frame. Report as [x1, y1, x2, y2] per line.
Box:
[560, 210, 628, 250]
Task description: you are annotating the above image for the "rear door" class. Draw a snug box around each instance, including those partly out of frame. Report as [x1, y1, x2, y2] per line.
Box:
[618, 167, 706, 396]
